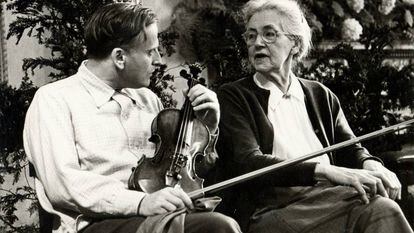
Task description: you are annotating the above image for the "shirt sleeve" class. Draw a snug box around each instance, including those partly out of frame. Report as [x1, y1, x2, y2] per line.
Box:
[23, 88, 145, 218]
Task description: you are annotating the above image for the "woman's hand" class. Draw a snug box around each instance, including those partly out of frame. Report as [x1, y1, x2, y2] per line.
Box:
[363, 159, 401, 200]
[314, 164, 393, 204]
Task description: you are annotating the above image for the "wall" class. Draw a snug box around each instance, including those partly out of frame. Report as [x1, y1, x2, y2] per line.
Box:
[142, 0, 196, 107]
[0, 167, 37, 228]
[3, 4, 52, 88]
[3, 0, 189, 97]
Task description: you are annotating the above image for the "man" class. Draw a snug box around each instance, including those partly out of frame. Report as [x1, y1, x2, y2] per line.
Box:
[23, 3, 240, 233]
[216, 0, 413, 232]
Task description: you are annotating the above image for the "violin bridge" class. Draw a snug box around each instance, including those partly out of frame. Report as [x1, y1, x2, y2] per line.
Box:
[165, 171, 182, 187]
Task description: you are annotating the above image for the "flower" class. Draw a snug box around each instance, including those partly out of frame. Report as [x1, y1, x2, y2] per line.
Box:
[341, 18, 363, 41]
[378, 0, 396, 15]
[347, 0, 364, 13]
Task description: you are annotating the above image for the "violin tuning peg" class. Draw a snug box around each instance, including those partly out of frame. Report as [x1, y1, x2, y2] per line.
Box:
[199, 78, 206, 86]
[189, 63, 202, 77]
[160, 63, 167, 70]
[179, 69, 190, 79]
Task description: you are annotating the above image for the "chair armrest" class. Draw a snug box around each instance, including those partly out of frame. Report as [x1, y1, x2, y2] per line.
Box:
[397, 155, 414, 165]
[396, 154, 414, 188]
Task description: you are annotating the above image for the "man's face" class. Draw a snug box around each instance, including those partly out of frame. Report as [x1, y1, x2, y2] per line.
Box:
[121, 23, 161, 88]
[246, 10, 296, 74]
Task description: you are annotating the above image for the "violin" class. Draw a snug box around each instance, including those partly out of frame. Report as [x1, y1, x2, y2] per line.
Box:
[128, 66, 210, 195]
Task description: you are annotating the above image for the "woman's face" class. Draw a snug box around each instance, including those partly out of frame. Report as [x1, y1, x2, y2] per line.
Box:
[245, 9, 296, 74]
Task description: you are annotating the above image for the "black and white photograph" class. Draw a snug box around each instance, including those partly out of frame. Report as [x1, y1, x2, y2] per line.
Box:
[1, 0, 414, 232]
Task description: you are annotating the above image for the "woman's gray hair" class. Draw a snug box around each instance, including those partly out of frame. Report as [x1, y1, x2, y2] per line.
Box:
[242, 0, 312, 61]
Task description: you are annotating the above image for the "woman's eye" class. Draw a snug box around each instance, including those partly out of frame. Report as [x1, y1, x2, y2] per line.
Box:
[248, 33, 256, 39]
[265, 31, 277, 39]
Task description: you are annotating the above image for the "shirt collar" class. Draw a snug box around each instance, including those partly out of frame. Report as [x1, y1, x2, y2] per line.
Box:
[253, 72, 304, 102]
[78, 61, 141, 108]
[78, 61, 115, 108]
[288, 74, 305, 101]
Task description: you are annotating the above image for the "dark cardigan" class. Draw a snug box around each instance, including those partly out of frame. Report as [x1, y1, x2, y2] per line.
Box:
[215, 76, 381, 230]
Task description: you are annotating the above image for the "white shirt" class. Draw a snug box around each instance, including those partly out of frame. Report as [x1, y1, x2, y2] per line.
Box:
[23, 61, 162, 232]
[254, 73, 330, 165]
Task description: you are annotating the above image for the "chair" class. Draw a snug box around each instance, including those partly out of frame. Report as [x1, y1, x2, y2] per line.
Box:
[29, 163, 54, 233]
[30, 154, 414, 232]
[396, 155, 414, 228]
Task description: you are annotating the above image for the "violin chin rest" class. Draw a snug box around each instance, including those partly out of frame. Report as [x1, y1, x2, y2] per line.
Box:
[148, 134, 160, 143]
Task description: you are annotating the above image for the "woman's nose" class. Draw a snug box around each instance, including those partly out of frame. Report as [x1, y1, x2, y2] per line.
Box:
[253, 35, 266, 47]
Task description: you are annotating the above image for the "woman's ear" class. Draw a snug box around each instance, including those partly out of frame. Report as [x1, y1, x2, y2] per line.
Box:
[111, 48, 126, 69]
[291, 42, 300, 55]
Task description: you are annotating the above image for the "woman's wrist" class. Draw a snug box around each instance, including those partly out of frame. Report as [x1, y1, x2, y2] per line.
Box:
[314, 163, 328, 182]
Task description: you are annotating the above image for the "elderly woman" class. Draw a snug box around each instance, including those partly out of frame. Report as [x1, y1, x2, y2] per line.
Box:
[216, 0, 413, 232]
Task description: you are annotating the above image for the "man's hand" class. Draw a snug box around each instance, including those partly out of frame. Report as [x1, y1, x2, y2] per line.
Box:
[187, 84, 220, 133]
[315, 164, 391, 204]
[138, 187, 194, 216]
[363, 159, 401, 200]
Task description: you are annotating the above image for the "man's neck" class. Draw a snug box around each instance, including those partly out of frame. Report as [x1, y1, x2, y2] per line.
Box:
[85, 59, 120, 89]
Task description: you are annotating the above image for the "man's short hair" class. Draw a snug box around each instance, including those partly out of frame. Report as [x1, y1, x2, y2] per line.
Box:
[85, 3, 157, 59]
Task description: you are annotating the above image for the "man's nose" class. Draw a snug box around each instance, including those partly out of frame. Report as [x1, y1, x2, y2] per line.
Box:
[151, 49, 163, 67]
[152, 61, 166, 68]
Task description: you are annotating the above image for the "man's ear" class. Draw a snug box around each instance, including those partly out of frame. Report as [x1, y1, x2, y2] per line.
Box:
[111, 48, 126, 69]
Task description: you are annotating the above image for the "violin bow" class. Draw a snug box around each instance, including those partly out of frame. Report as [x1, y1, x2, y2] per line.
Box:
[188, 118, 414, 199]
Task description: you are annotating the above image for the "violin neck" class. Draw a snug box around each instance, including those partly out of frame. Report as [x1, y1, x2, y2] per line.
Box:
[172, 79, 197, 158]
[181, 78, 198, 121]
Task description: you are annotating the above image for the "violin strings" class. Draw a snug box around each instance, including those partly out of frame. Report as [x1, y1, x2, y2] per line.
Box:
[179, 79, 194, 156]
[173, 81, 190, 157]
[172, 102, 187, 170]
[172, 78, 195, 173]
[176, 100, 189, 156]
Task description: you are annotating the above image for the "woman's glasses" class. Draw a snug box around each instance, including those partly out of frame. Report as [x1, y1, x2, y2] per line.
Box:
[243, 28, 292, 46]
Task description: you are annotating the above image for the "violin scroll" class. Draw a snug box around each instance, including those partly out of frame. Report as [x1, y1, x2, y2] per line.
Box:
[180, 63, 206, 86]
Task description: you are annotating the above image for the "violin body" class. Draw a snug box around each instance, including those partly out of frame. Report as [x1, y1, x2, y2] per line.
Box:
[128, 108, 210, 194]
